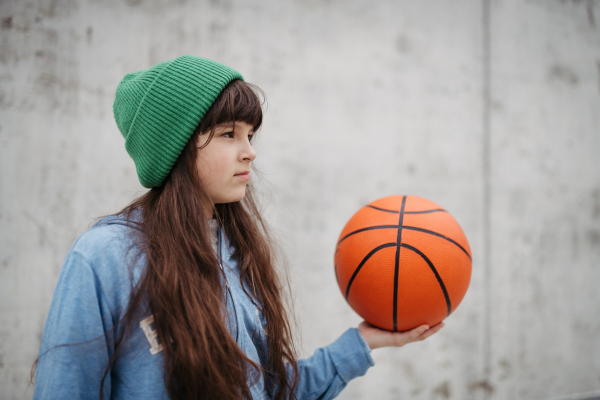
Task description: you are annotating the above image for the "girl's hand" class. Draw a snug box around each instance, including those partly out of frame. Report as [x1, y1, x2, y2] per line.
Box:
[358, 321, 445, 350]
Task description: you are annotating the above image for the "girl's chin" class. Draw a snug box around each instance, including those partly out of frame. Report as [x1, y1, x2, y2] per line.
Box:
[214, 192, 247, 205]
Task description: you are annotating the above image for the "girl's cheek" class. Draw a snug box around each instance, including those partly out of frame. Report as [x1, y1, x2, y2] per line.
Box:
[199, 164, 220, 185]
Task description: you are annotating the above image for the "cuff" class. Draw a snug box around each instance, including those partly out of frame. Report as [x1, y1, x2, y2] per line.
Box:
[328, 328, 375, 383]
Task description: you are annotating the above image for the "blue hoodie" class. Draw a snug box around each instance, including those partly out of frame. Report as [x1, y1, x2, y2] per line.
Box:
[33, 216, 374, 399]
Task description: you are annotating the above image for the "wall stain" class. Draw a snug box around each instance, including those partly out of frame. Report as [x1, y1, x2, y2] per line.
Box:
[560, 0, 596, 28]
[401, 361, 416, 379]
[572, 229, 580, 260]
[592, 188, 600, 218]
[68, 27, 82, 42]
[491, 99, 504, 111]
[209, 19, 226, 35]
[37, 0, 80, 18]
[86, 26, 93, 44]
[0, 78, 15, 109]
[22, 211, 51, 247]
[410, 386, 425, 396]
[34, 72, 86, 97]
[43, 27, 59, 44]
[209, 0, 233, 7]
[548, 64, 579, 85]
[498, 358, 512, 380]
[39, 0, 58, 18]
[1, 16, 12, 29]
[125, 0, 143, 6]
[395, 35, 411, 54]
[468, 380, 495, 395]
[588, 0, 596, 28]
[597, 61, 600, 94]
[433, 381, 451, 398]
[587, 229, 600, 246]
[509, 188, 527, 219]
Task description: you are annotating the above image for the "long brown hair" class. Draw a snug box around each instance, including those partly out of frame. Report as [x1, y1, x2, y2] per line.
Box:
[110, 79, 298, 399]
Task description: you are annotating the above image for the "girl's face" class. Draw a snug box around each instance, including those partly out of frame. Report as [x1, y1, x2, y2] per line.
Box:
[196, 121, 256, 215]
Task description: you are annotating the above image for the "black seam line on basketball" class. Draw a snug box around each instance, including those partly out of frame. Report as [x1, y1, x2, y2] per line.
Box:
[336, 225, 400, 246]
[366, 205, 399, 214]
[393, 195, 407, 332]
[401, 226, 472, 260]
[366, 205, 447, 215]
[401, 243, 452, 317]
[405, 209, 447, 214]
[344, 243, 397, 301]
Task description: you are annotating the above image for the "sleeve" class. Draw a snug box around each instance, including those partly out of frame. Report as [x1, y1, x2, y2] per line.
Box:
[33, 250, 115, 400]
[290, 328, 375, 400]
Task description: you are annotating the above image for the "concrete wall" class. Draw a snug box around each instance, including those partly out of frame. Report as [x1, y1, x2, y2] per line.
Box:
[0, 0, 598, 399]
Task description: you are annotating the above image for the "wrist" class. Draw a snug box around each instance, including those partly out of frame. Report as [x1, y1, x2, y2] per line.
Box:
[357, 322, 376, 350]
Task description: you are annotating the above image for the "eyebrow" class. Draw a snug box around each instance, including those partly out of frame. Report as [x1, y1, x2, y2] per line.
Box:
[214, 122, 255, 132]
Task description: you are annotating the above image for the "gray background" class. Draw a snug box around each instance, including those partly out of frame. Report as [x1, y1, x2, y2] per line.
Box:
[1, 0, 599, 399]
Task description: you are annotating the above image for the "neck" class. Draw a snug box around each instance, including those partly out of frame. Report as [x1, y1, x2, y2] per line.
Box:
[203, 201, 214, 220]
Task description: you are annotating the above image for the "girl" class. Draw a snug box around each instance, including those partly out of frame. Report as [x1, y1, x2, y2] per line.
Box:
[32, 55, 443, 400]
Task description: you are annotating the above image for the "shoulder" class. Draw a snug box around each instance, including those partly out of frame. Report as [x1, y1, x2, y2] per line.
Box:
[64, 214, 146, 290]
[72, 215, 138, 258]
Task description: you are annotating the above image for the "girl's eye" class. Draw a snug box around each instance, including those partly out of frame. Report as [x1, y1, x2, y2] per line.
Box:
[223, 131, 234, 138]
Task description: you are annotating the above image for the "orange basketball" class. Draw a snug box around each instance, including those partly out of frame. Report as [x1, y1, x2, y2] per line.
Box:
[334, 195, 472, 332]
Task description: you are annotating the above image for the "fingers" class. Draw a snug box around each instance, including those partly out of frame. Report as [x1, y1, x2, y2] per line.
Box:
[402, 324, 430, 340]
[415, 322, 445, 341]
[408, 324, 430, 340]
[393, 322, 444, 346]
[358, 320, 445, 349]
[388, 324, 426, 347]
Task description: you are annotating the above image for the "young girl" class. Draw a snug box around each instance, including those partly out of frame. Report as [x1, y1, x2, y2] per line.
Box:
[33, 55, 443, 400]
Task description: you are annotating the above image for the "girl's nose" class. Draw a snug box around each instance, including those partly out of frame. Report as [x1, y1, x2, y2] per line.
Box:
[241, 140, 256, 162]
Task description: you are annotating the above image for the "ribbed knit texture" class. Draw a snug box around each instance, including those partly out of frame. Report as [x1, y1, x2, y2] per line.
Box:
[113, 55, 244, 188]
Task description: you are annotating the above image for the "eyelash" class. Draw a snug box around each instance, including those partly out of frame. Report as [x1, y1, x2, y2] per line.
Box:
[223, 131, 254, 141]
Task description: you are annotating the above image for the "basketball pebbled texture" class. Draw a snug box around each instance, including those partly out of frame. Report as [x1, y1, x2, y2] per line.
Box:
[334, 195, 472, 332]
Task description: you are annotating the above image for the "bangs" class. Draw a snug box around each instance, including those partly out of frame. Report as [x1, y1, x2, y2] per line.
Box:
[196, 79, 264, 135]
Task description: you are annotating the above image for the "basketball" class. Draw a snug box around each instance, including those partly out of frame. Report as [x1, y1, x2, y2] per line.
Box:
[334, 195, 472, 332]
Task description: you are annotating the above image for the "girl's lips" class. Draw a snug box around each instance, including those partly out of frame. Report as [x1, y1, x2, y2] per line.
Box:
[235, 171, 250, 180]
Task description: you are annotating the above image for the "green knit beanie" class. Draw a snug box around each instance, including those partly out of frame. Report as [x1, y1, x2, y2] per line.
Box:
[113, 55, 244, 188]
